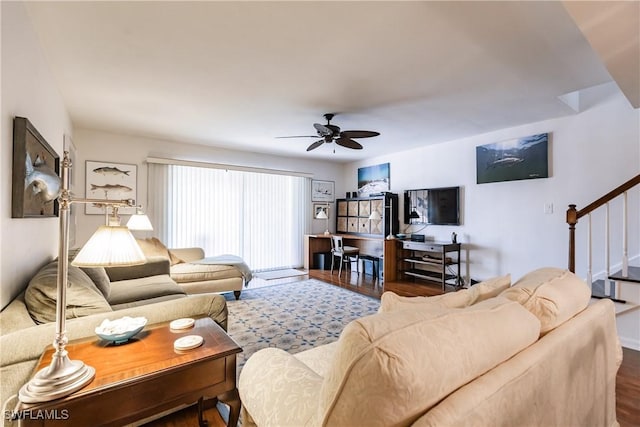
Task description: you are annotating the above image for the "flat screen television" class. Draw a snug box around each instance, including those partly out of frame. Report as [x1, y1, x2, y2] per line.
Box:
[404, 186, 461, 225]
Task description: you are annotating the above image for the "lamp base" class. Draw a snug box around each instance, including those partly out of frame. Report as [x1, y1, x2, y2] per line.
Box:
[386, 234, 396, 240]
[18, 350, 95, 403]
[323, 230, 330, 236]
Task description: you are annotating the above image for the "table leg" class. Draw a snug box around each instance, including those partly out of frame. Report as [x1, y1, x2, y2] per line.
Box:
[197, 397, 209, 427]
[219, 388, 241, 427]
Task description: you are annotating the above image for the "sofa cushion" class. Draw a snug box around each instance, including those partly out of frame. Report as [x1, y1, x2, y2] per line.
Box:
[107, 274, 186, 306]
[25, 261, 112, 324]
[170, 262, 243, 283]
[135, 237, 182, 265]
[79, 266, 111, 299]
[379, 274, 511, 313]
[499, 267, 591, 334]
[105, 257, 170, 282]
[318, 296, 540, 426]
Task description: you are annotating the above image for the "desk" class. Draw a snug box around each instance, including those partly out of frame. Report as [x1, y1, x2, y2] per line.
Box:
[304, 234, 398, 281]
[17, 317, 242, 427]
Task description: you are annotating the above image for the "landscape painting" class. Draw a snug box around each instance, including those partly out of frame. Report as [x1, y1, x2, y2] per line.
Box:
[85, 160, 137, 214]
[358, 163, 390, 197]
[476, 133, 549, 184]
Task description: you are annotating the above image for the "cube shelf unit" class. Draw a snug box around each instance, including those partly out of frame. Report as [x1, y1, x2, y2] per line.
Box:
[336, 193, 399, 237]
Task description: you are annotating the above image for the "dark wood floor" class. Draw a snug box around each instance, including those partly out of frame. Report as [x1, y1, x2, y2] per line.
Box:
[149, 270, 640, 427]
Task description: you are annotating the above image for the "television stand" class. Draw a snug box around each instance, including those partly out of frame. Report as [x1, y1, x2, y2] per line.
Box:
[399, 241, 461, 292]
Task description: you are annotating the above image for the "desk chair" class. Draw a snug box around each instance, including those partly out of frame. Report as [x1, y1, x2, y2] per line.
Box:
[330, 236, 360, 277]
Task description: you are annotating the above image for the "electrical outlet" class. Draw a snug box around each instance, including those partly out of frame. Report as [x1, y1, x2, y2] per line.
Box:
[544, 203, 553, 214]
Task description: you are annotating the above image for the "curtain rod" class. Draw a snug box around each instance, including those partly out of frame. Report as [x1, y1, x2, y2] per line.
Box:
[146, 157, 314, 178]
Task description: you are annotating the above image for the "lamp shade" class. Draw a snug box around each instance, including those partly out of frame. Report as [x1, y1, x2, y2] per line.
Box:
[71, 225, 146, 267]
[368, 210, 382, 220]
[409, 210, 420, 219]
[316, 209, 328, 220]
[127, 213, 153, 231]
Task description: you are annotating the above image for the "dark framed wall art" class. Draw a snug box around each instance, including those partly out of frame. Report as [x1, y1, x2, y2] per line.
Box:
[12, 116, 60, 218]
[476, 133, 550, 184]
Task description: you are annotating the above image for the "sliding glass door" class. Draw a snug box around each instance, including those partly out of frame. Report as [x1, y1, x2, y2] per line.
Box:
[148, 162, 308, 272]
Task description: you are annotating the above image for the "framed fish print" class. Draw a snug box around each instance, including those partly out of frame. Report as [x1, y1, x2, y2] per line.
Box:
[85, 160, 137, 215]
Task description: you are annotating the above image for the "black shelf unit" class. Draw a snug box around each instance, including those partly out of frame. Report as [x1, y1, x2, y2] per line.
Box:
[335, 193, 399, 238]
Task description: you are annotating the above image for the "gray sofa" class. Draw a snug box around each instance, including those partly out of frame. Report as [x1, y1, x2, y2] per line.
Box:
[0, 257, 229, 414]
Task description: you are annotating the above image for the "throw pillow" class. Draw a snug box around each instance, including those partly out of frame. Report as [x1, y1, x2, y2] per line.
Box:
[319, 297, 540, 426]
[79, 266, 111, 299]
[499, 267, 591, 335]
[62, 248, 111, 298]
[135, 238, 182, 265]
[379, 274, 511, 313]
[466, 274, 512, 304]
[25, 261, 112, 324]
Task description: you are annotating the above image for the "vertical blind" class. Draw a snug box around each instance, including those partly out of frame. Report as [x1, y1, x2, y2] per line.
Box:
[148, 162, 309, 272]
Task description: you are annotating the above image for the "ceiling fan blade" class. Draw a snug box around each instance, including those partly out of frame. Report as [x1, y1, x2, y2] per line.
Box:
[340, 130, 380, 139]
[336, 137, 363, 150]
[275, 135, 319, 139]
[306, 139, 325, 151]
[313, 123, 332, 137]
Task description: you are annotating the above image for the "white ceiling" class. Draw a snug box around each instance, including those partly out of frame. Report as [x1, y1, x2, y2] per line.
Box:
[23, 1, 634, 163]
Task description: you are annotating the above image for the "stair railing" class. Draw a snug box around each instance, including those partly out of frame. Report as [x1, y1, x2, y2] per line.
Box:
[567, 174, 640, 291]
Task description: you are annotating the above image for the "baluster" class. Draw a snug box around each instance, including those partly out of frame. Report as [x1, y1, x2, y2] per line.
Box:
[604, 203, 610, 296]
[587, 213, 592, 288]
[622, 191, 628, 277]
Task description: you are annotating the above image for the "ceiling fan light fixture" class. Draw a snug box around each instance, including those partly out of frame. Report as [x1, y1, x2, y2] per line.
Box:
[278, 113, 380, 152]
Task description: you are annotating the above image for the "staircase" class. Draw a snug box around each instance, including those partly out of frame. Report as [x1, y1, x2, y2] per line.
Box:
[567, 174, 640, 348]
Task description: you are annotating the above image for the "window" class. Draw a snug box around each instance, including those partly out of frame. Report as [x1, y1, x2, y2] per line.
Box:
[148, 162, 308, 272]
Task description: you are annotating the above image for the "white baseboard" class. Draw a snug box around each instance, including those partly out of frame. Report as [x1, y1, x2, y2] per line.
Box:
[619, 335, 640, 351]
[591, 254, 639, 282]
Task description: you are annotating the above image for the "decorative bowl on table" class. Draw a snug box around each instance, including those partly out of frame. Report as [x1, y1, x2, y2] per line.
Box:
[95, 316, 148, 344]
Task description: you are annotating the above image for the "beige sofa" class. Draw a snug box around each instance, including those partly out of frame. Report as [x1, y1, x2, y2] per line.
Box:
[170, 248, 248, 300]
[133, 239, 250, 300]
[0, 258, 228, 414]
[239, 268, 622, 427]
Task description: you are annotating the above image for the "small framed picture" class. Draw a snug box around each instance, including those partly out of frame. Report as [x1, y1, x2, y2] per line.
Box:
[85, 160, 137, 215]
[313, 203, 330, 219]
[311, 179, 335, 202]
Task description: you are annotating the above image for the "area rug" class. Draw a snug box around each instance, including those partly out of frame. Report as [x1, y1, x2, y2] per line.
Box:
[253, 268, 307, 280]
[225, 278, 380, 372]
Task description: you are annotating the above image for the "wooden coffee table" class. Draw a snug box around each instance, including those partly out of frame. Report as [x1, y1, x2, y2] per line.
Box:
[17, 317, 242, 427]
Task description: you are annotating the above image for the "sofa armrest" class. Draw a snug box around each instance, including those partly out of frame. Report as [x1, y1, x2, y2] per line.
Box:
[239, 348, 322, 427]
[170, 247, 205, 263]
[104, 257, 170, 282]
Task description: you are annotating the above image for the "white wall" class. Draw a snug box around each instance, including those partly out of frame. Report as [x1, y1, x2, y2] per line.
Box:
[1, 2, 74, 309]
[71, 128, 343, 246]
[344, 83, 640, 348]
[344, 83, 639, 283]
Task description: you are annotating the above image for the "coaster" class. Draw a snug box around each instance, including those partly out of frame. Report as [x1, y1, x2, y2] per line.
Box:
[170, 318, 195, 330]
[174, 335, 204, 351]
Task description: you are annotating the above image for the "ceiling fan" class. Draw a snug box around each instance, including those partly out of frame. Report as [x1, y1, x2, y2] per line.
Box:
[277, 113, 380, 151]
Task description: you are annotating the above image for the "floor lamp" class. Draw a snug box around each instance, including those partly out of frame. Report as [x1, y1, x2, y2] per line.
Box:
[18, 152, 146, 403]
[386, 195, 395, 240]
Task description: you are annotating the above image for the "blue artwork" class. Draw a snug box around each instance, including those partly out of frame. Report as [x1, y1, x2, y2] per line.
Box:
[358, 163, 390, 196]
[476, 133, 549, 184]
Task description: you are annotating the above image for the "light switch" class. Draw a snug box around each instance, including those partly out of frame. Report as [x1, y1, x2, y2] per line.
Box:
[544, 203, 553, 214]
